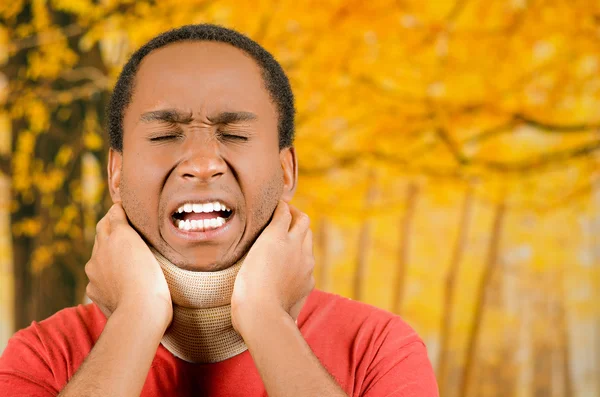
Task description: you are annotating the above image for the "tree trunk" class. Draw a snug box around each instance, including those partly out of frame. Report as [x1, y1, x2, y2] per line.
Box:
[0, 174, 14, 351]
[532, 296, 553, 397]
[316, 217, 330, 291]
[11, 226, 33, 331]
[558, 277, 574, 397]
[392, 183, 419, 314]
[437, 186, 473, 395]
[353, 177, 377, 301]
[459, 200, 506, 397]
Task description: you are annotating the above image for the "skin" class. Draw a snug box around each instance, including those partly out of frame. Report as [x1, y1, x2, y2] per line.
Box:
[59, 41, 347, 397]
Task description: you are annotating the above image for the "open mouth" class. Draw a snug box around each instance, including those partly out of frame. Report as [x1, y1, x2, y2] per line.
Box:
[171, 201, 233, 232]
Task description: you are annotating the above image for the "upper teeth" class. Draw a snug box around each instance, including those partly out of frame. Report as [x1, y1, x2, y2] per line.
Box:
[176, 201, 231, 214]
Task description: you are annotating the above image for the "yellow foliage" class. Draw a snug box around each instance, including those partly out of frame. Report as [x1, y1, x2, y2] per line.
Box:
[55, 146, 73, 167]
[13, 218, 41, 237]
[27, 35, 78, 80]
[83, 132, 102, 150]
[31, 245, 53, 274]
[0, 1, 24, 20]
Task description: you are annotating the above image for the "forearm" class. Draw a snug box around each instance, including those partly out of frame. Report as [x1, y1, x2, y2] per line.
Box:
[59, 303, 167, 397]
[240, 306, 347, 397]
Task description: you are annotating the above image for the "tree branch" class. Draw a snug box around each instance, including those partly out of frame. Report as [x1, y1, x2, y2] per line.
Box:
[299, 139, 600, 176]
[462, 113, 600, 146]
[11, 24, 84, 52]
[473, 140, 600, 172]
[436, 127, 469, 164]
[515, 113, 600, 132]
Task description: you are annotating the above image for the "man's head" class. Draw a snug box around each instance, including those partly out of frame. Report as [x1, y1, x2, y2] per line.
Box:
[106, 24, 298, 271]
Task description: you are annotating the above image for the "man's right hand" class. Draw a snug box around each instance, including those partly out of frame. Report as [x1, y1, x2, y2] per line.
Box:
[85, 203, 172, 331]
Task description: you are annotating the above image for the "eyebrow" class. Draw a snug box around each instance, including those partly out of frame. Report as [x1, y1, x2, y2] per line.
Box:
[140, 109, 194, 124]
[139, 109, 258, 125]
[206, 111, 258, 124]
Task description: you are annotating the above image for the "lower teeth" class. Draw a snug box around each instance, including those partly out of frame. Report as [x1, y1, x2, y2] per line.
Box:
[176, 217, 226, 231]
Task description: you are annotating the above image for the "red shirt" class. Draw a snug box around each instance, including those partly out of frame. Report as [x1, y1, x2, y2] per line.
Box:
[0, 290, 438, 396]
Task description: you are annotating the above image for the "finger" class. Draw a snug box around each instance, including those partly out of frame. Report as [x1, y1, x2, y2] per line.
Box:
[107, 203, 128, 229]
[84, 259, 95, 279]
[92, 230, 103, 252]
[267, 200, 292, 233]
[302, 228, 314, 257]
[288, 205, 310, 236]
[85, 284, 111, 318]
[307, 274, 316, 293]
[91, 235, 98, 256]
[95, 215, 110, 238]
[85, 282, 96, 301]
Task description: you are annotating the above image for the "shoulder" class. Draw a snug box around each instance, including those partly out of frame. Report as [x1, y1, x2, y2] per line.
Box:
[300, 289, 421, 345]
[14, 303, 105, 351]
[0, 304, 105, 393]
[299, 290, 438, 396]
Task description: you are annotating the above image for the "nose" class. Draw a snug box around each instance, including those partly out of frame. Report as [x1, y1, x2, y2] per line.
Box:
[176, 139, 227, 183]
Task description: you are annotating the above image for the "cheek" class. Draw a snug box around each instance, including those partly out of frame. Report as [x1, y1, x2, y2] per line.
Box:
[246, 167, 284, 227]
[119, 157, 163, 233]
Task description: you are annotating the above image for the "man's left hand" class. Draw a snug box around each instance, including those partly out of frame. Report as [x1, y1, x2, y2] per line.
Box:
[231, 200, 315, 332]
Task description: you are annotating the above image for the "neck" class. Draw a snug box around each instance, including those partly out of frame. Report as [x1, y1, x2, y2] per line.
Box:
[151, 249, 248, 363]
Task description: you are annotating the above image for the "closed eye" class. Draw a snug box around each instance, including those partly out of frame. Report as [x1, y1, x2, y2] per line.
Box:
[218, 133, 249, 142]
[222, 134, 248, 141]
[148, 133, 183, 142]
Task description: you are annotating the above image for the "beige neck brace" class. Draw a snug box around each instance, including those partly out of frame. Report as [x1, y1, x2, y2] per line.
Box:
[151, 249, 248, 363]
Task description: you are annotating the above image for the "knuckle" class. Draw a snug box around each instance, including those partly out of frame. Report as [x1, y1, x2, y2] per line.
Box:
[84, 260, 92, 275]
[282, 208, 292, 219]
[299, 213, 310, 226]
[95, 219, 105, 234]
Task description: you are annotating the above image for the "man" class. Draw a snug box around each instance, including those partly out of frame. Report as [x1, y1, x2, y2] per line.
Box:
[0, 24, 438, 396]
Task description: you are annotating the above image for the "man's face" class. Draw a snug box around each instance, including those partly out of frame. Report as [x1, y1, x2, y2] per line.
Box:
[108, 41, 297, 271]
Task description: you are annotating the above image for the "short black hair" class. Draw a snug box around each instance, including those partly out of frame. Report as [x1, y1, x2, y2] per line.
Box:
[107, 24, 295, 151]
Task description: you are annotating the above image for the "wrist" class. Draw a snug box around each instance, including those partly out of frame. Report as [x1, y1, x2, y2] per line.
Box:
[231, 297, 289, 336]
[116, 297, 172, 333]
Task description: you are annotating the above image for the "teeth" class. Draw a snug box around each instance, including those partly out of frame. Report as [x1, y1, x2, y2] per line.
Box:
[176, 215, 228, 231]
[179, 202, 232, 214]
[175, 201, 232, 224]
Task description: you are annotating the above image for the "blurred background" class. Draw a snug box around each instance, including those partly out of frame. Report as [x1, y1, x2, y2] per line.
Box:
[1, 0, 599, 396]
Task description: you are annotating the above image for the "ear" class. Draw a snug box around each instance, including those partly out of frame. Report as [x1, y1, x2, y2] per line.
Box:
[279, 147, 298, 203]
[107, 148, 123, 203]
